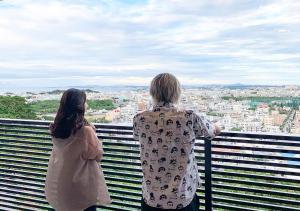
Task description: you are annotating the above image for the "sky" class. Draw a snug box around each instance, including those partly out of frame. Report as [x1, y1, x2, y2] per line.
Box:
[0, 0, 300, 89]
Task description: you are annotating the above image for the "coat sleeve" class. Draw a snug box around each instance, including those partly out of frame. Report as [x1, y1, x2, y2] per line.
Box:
[82, 126, 104, 162]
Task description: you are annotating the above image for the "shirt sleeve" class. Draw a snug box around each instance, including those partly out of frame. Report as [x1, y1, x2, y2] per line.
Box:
[192, 112, 216, 140]
[82, 126, 104, 162]
[133, 114, 140, 141]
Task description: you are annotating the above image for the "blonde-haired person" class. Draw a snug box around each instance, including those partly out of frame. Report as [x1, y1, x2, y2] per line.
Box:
[133, 73, 220, 211]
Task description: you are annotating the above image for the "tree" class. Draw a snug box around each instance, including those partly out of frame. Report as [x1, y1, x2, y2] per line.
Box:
[0, 96, 37, 119]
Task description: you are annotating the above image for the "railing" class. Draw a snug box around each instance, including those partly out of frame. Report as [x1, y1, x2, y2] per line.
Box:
[0, 118, 299, 211]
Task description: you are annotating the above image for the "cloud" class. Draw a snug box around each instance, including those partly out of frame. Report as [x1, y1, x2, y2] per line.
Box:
[0, 0, 299, 89]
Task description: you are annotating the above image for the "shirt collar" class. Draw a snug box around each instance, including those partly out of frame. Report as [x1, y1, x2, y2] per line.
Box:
[153, 101, 175, 109]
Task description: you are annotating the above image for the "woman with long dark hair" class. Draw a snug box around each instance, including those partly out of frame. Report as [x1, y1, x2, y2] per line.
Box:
[45, 88, 111, 211]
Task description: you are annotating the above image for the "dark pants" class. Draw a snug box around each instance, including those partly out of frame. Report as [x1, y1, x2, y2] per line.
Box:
[141, 194, 200, 211]
[84, 206, 97, 211]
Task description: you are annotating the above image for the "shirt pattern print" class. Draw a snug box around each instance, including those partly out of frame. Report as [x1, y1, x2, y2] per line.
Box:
[133, 102, 216, 209]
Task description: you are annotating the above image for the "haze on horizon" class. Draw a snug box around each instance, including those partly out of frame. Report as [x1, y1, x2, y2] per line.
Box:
[0, 0, 300, 89]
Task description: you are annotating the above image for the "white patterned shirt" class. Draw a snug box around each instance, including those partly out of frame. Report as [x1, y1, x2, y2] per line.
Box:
[133, 102, 216, 209]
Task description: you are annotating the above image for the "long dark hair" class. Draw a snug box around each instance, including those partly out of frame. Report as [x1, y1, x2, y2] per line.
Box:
[50, 88, 88, 139]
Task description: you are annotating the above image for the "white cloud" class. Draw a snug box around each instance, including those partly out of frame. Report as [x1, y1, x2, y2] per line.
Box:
[0, 0, 299, 88]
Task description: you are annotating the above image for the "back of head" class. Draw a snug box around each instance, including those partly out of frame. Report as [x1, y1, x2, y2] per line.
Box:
[150, 73, 181, 104]
[50, 88, 87, 139]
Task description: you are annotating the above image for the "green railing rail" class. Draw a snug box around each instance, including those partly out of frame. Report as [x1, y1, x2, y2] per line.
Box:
[0, 118, 300, 211]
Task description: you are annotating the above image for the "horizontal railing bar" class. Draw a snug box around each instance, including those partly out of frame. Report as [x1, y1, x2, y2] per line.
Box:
[0, 142, 51, 152]
[0, 152, 49, 162]
[97, 130, 133, 135]
[212, 143, 300, 154]
[97, 205, 135, 211]
[102, 164, 141, 172]
[0, 157, 48, 168]
[213, 177, 300, 191]
[0, 134, 50, 141]
[212, 163, 300, 176]
[0, 123, 49, 130]
[211, 151, 300, 162]
[102, 141, 139, 148]
[212, 157, 300, 169]
[213, 190, 300, 206]
[0, 183, 46, 199]
[0, 148, 50, 157]
[220, 131, 300, 141]
[0, 165, 47, 176]
[106, 177, 141, 185]
[213, 196, 300, 210]
[0, 198, 46, 211]
[99, 135, 135, 141]
[213, 137, 300, 147]
[107, 188, 141, 198]
[0, 118, 50, 126]
[101, 199, 139, 209]
[0, 138, 52, 146]
[0, 192, 49, 209]
[101, 159, 140, 166]
[0, 165, 47, 177]
[103, 169, 142, 179]
[213, 183, 300, 198]
[95, 124, 133, 130]
[213, 203, 257, 211]
[104, 152, 140, 160]
[0, 128, 50, 135]
[0, 172, 45, 184]
[0, 178, 44, 189]
[103, 147, 140, 154]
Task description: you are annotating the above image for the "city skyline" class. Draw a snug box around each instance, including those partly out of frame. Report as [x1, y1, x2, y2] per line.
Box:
[0, 0, 300, 88]
[4, 85, 300, 134]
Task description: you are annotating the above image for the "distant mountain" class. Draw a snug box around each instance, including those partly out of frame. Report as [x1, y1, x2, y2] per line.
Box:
[0, 84, 291, 94]
[183, 84, 284, 90]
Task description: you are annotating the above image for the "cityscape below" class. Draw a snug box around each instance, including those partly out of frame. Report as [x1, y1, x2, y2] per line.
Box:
[2, 84, 300, 135]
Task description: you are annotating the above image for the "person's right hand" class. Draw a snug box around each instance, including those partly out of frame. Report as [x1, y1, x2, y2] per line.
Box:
[214, 124, 221, 136]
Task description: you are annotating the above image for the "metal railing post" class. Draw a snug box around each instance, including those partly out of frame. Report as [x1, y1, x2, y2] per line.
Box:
[204, 138, 212, 211]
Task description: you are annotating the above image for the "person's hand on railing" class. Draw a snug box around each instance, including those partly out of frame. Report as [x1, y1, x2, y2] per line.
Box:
[214, 123, 221, 136]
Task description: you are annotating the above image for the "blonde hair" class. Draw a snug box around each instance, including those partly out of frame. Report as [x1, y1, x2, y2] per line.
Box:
[150, 73, 181, 104]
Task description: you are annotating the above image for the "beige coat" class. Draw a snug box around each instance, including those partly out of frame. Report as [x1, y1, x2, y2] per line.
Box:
[45, 126, 111, 211]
